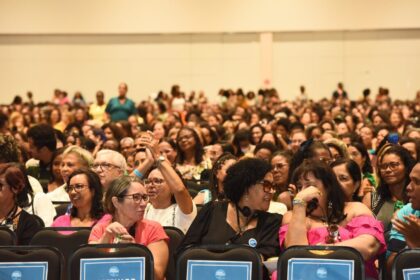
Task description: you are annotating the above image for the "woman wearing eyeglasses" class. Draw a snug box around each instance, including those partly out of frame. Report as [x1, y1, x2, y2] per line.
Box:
[372, 144, 415, 241]
[52, 168, 106, 230]
[270, 150, 293, 209]
[175, 126, 209, 181]
[136, 136, 197, 234]
[89, 176, 169, 280]
[179, 158, 282, 279]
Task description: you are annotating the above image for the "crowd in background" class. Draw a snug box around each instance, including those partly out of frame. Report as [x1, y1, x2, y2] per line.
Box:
[0, 82, 419, 280]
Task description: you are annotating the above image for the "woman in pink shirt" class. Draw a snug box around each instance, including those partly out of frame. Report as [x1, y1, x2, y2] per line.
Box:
[89, 176, 169, 280]
[52, 168, 107, 229]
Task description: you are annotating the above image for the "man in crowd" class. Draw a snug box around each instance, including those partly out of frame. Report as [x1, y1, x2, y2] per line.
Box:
[386, 160, 420, 271]
[26, 124, 57, 191]
[92, 149, 127, 191]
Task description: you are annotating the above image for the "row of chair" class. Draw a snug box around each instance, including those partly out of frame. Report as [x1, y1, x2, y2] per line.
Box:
[1, 226, 419, 280]
[0, 225, 183, 280]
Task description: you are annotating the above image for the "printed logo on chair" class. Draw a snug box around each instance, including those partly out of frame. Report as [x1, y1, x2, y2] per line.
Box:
[287, 258, 354, 280]
[0, 262, 48, 280]
[80, 257, 145, 280]
[403, 268, 420, 280]
[186, 260, 252, 280]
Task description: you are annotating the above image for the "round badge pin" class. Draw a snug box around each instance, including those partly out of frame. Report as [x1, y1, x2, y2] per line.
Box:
[248, 238, 257, 247]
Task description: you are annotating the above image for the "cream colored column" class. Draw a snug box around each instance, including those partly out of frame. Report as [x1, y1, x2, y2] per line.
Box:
[260, 32, 273, 88]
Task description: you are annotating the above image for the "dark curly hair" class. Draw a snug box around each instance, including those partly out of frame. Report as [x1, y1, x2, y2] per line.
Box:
[66, 168, 104, 220]
[223, 158, 271, 204]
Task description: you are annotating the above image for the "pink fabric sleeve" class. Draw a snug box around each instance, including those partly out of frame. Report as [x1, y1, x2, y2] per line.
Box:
[278, 224, 289, 250]
[345, 215, 387, 254]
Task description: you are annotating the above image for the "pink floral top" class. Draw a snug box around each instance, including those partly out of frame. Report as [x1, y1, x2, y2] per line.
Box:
[275, 215, 386, 279]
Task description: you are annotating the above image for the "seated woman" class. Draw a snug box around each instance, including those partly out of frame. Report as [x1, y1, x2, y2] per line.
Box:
[179, 158, 282, 279]
[141, 140, 197, 234]
[175, 126, 209, 181]
[347, 141, 377, 208]
[275, 159, 386, 280]
[193, 153, 238, 205]
[331, 158, 363, 202]
[270, 150, 293, 209]
[52, 168, 106, 230]
[372, 144, 415, 241]
[0, 163, 43, 245]
[89, 176, 169, 280]
[47, 145, 94, 202]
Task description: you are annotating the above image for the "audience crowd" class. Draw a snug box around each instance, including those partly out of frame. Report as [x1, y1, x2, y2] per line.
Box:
[0, 82, 419, 280]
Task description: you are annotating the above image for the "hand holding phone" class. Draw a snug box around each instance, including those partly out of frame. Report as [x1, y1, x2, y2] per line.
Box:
[294, 186, 322, 215]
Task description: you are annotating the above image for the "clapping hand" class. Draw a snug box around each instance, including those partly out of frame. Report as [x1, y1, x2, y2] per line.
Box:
[392, 214, 420, 248]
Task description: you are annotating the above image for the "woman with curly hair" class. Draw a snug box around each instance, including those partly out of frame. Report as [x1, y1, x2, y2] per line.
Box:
[179, 158, 282, 279]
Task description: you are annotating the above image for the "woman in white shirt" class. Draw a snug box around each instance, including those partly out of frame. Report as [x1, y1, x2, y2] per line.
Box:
[138, 134, 197, 233]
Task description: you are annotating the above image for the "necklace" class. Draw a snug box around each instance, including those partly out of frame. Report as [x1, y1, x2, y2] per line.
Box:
[0, 205, 18, 225]
[235, 204, 254, 235]
[308, 214, 328, 226]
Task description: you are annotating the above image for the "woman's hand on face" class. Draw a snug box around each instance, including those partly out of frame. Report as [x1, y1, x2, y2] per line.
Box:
[295, 186, 322, 203]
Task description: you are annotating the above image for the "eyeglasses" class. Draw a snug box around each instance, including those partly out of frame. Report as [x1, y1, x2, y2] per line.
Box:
[119, 193, 149, 203]
[257, 180, 276, 193]
[272, 163, 287, 170]
[92, 162, 120, 171]
[65, 183, 88, 193]
[144, 178, 165, 186]
[379, 161, 401, 171]
[318, 157, 333, 165]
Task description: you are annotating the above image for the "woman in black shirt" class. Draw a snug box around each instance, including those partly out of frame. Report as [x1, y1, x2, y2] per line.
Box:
[179, 158, 282, 261]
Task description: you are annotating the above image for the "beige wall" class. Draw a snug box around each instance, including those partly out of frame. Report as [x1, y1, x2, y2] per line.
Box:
[0, 1, 419, 104]
[1, 0, 420, 34]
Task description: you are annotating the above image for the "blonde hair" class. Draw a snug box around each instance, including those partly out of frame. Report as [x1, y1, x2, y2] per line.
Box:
[63, 145, 94, 167]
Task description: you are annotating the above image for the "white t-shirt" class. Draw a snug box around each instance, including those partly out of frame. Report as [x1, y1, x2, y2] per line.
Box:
[144, 203, 197, 234]
[24, 193, 57, 226]
[46, 184, 70, 202]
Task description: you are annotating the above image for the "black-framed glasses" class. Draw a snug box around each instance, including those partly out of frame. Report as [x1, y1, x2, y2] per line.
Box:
[119, 193, 149, 203]
[92, 162, 120, 171]
[65, 183, 88, 193]
[379, 161, 401, 171]
[257, 180, 276, 193]
[144, 178, 165, 186]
